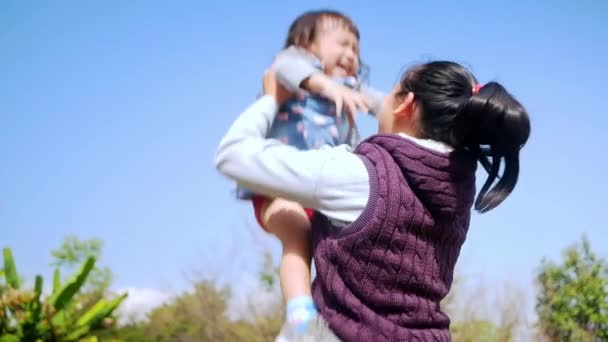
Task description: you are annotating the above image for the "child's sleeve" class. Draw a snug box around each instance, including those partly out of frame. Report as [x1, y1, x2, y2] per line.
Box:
[360, 84, 385, 117]
[273, 46, 323, 91]
[274, 45, 386, 116]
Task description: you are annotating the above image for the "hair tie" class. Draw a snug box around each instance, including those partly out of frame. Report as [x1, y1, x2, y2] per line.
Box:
[472, 84, 483, 95]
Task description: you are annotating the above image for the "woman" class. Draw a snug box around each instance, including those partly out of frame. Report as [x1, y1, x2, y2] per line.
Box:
[215, 61, 530, 341]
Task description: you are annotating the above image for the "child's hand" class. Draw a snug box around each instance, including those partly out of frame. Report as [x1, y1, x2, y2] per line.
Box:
[263, 68, 293, 105]
[304, 74, 370, 119]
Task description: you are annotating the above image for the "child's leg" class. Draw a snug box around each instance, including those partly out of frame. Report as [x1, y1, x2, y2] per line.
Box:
[259, 197, 312, 300]
[257, 197, 316, 332]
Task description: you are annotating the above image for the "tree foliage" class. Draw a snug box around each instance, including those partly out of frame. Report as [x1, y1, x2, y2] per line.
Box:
[115, 251, 284, 341]
[536, 235, 608, 341]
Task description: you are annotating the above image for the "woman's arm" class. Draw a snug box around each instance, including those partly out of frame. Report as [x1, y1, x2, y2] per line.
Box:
[214, 95, 370, 223]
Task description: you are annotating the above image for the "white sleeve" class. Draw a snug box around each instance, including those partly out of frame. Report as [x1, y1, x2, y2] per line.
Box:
[214, 96, 369, 222]
[315, 148, 370, 223]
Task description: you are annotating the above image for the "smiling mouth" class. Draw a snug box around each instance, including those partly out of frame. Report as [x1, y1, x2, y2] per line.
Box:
[335, 65, 353, 76]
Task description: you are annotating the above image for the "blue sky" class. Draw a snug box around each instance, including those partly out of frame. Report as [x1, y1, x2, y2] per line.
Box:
[2, 0, 607, 320]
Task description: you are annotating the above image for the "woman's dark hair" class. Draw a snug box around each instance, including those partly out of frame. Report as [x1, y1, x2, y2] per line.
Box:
[398, 61, 531, 213]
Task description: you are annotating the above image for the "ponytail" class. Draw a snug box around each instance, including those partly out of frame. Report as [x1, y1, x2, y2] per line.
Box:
[399, 62, 531, 213]
[457, 82, 530, 212]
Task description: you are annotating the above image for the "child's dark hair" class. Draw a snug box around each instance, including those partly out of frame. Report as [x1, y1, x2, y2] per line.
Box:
[283, 9, 360, 48]
[283, 10, 369, 83]
[398, 61, 531, 213]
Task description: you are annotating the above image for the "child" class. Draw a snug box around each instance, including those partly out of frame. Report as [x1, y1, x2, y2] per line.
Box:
[235, 9, 383, 334]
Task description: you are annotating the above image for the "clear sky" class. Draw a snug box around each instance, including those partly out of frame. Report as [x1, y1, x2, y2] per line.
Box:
[2, 0, 607, 322]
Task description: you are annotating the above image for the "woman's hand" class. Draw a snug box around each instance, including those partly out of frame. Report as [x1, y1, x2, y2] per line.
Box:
[263, 68, 293, 105]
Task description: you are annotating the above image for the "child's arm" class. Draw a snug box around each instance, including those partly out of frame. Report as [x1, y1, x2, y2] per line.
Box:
[273, 46, 384, 116]
[358, 84, 384, 117]
[273, 46, 323, 91]
[274, 47, 370, 116]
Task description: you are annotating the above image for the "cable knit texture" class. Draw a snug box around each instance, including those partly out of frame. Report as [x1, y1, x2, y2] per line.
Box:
[311, 134, 477, 341]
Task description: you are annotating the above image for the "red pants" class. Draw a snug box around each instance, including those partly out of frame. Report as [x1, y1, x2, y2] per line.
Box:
[251, 195, 315, 232]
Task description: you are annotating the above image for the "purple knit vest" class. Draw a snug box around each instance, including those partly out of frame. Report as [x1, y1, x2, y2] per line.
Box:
[311, 134, 477, 341]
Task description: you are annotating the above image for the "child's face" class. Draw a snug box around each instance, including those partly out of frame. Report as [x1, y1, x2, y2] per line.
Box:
[310, 21, 359, 78]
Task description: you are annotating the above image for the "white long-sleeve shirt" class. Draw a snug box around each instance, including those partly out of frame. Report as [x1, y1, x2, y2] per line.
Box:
[214, 96, 453, 225]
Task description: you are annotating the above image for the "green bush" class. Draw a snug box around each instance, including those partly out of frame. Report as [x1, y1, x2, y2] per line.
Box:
[0, 247, 127, 342]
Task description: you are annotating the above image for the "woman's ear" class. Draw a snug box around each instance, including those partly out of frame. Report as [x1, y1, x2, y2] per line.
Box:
[393, 91, 415, 118]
